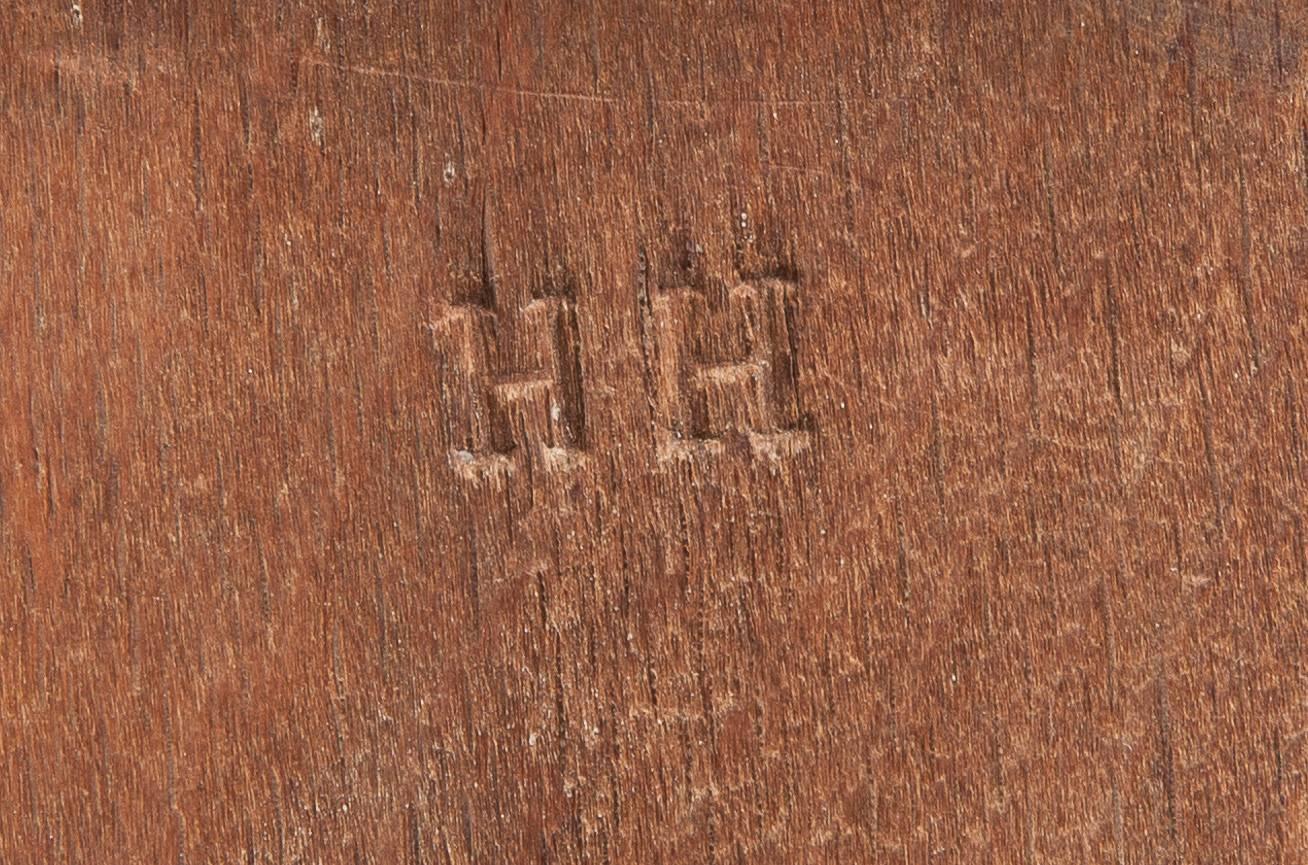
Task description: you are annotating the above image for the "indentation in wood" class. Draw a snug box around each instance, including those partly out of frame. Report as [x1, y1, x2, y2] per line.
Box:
[642, 269, 810, 460]
[426, 267, 588, 478]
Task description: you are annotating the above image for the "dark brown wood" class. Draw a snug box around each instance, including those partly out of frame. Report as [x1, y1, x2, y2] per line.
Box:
[3, 2, 1307, 862]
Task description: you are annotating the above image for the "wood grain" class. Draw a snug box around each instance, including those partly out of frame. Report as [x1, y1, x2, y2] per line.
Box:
[2, 2, 1306, 862]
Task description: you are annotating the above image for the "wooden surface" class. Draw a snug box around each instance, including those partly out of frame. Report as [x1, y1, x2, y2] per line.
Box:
[3, 2, 1307, 862]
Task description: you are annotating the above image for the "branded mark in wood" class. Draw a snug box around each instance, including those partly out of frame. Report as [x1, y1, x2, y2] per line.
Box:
[428, 290, 587, 478]
[642, 272, 810, 459]
[426, 215, 587, 479]
[429, 210, 810, 478]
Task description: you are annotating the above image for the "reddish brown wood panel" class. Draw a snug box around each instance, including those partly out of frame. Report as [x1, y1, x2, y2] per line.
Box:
[2, 2, 1307, 862]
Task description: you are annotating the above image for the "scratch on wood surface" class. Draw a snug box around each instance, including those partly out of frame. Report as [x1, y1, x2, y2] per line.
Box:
[303, 58, 853, 107]
[1235, 160, 1264, 373]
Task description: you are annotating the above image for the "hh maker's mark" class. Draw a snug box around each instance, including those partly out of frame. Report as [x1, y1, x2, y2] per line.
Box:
[426, 225, 812, 479]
